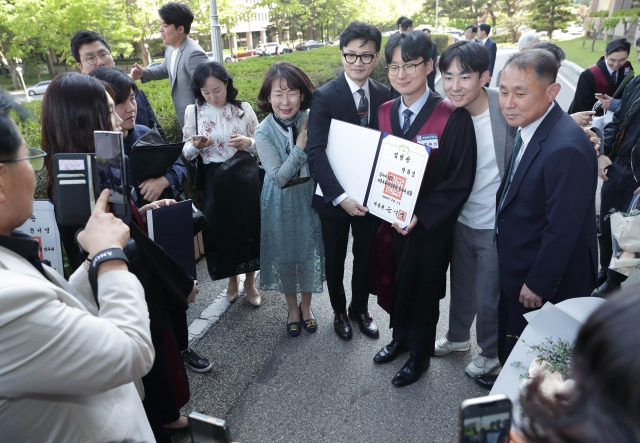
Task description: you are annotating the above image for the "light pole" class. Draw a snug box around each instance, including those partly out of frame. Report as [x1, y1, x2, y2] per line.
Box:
[16, 67, 29, 102]
[210, 0, 223, 62]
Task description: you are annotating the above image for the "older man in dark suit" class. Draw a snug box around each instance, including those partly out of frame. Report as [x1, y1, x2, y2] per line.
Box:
[495, 49, 598, 365]
[307, 21, 390, 342]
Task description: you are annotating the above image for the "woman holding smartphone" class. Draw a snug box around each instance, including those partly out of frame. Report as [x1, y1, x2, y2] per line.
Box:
[255, 62, 324, 336]
[182, 61, 262, 306]
[41, 73, 200, 441]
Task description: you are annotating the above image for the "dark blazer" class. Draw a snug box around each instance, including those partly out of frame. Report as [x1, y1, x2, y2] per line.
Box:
[483, 38, 497, 76]
[495, 103, 598, 302]
[307, 72, 391, 218]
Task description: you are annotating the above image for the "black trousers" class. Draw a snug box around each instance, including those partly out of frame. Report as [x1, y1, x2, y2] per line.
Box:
[319, 212, 379, 314]
[598, 161, 637, 283]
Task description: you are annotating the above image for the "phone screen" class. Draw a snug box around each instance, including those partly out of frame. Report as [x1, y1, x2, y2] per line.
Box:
[460, 395, 511, 443]
[188, 412, 231, 443]
[94, 131, 127, 203]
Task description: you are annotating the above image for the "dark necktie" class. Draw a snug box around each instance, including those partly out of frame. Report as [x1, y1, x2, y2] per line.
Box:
[612, 71, 618, 87]
[402, 109, 413, 134]
[357, 89, 368, 126]
[497, 129, 523, 213]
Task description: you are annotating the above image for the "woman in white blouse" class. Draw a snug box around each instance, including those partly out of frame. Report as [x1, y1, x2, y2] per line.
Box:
[182, 61, 262, 306]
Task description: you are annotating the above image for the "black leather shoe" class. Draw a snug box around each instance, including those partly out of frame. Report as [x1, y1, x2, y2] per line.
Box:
[374, 340, 408, 364]
[392, 358, 429, 387]
[591, 280, 621, 298]
[474, 374, 499, 390]
[348, 304, 379, 338]
[334, 312, 352, 341]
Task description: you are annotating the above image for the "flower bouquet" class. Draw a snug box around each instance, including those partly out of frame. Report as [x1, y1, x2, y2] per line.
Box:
[515, 337, 575, 400]
[489, 298, 603, 413]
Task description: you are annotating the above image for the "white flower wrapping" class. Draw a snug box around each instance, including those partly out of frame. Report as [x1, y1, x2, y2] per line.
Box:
[519, 359, 575, 399]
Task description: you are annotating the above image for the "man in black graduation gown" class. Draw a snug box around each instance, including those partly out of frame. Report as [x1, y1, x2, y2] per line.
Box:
[372, 31, 477, 387]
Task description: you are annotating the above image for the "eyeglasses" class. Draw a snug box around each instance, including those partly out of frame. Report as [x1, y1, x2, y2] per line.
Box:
[385, 60, 426, 76]
[1, 148, 47, 171]
[342, 53, 376, 65]
[270, 90, 301, 103]
[84, 51, 112, 65]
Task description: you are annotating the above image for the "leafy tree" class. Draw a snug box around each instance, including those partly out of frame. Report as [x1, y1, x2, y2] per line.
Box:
[494, 0, 532, 42]
[602, 17, 621, 42]
[121, 0, 161, 66]
[529, 0, 575, 38]
[612, 9, 640, 39]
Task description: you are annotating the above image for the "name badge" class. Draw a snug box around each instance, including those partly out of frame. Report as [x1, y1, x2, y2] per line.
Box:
[416, 133, 439, 151]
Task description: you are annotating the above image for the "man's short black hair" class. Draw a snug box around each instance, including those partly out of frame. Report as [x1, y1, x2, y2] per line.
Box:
[636, 37, 640, 46]
[503, 49, 558, 85]
[159, 2, 194, 35]
[340, 21, 382, 53]
[397, 16, 409, 26]
[400, 18, 414, 31]
[70, 30, 111, 64]
[531, 42, 566, 64]
[384, 30, 431, 65]
[465, 25, 478, 33]
[439, 40, 490, 75]
[88, 67, 138, 105]
[478, 23, 491, 35]
[0, 89, 30, 161]
[606, 38, 631, 56]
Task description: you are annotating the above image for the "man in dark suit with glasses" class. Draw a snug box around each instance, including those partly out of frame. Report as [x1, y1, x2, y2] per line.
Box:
[307, 21, 390, 343]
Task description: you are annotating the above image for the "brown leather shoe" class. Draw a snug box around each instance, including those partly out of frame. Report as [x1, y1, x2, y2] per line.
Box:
[348, 305, 379, 338]
[334, 312, 352, 341]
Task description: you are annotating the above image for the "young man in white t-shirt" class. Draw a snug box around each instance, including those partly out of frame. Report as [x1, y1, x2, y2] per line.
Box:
[435, 40, 516, 387]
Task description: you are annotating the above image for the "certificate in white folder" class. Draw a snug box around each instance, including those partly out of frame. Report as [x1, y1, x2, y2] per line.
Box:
[316, 119, 429, 227]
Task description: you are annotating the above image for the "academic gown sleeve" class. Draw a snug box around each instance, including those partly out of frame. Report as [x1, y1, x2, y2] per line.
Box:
[413, 107, 477, 231]
[568, 69, 596, 114]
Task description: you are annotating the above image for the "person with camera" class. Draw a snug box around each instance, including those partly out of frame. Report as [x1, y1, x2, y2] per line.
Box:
[0, 89, 154, 441]
[40, 73, 202, 441]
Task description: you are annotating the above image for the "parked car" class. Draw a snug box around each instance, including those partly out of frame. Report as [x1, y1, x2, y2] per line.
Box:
[206, 51, 236, 63]
[26, 80, 51, 96]
[256, 43, 285, 56]
[295, 40, 324, 51]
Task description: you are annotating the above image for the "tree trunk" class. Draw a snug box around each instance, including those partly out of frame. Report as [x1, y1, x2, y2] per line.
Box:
[136, 41, 149, 66]
[45, 47, 56, 76]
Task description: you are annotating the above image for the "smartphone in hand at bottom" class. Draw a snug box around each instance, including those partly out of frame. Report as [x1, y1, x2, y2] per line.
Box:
[188, 412, 232, 443]
[459, 394, 512, 443]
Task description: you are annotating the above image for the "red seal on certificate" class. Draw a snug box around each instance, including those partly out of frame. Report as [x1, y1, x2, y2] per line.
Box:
[384, 172, 406, 200]
[397, 210, 407, 222]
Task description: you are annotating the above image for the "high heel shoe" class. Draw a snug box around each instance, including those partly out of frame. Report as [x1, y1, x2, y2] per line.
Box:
[226, 292, 239, 303]
[299, 302, 317, 333]
[246, 287, 261, 307]
[286, 311, 301, 337]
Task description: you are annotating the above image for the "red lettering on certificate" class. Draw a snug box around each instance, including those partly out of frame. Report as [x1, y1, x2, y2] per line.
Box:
[384, 172, 406, 200]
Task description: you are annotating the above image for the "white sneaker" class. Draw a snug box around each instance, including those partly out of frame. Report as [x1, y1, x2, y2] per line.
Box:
[434, 337, 470, 356]
[465, 355, 501, 377]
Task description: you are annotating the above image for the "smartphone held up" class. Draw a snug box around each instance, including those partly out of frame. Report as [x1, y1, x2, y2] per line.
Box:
[459, 394, 511, 443]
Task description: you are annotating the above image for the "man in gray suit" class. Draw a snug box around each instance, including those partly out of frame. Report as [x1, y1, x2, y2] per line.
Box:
[131, 2, 208, 128]
[434, 41, 515, 383]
